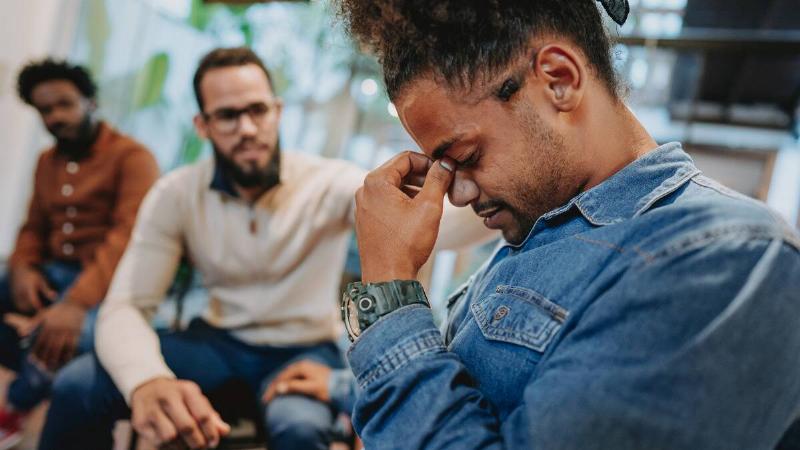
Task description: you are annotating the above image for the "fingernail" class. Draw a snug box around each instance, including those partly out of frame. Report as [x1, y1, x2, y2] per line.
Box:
[440, 160, 454, 172]
[277, 383, 287, 394]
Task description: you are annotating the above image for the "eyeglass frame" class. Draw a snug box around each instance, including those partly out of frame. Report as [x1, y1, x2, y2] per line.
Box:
[201, 98, 281, 135]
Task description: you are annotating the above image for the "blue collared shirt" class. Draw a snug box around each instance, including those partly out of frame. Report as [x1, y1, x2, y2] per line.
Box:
[347, 143, 800, 450]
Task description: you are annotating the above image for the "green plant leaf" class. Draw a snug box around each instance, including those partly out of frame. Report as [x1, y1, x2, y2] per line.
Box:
[241, 20, 254, 46]
[131, 52, 170, 109]
[180, 130, 206, 165]
[188, 0, 214, 31]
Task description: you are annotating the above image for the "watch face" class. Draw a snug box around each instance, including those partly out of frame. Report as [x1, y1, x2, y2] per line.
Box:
[344, 295, 362, 339]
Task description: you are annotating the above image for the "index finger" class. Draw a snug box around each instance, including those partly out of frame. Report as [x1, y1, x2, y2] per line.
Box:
[371, 151, 434, 188]
[263, 362, 307, 403]
[161, 395, 207, 449]
[26, 285, 43, 310]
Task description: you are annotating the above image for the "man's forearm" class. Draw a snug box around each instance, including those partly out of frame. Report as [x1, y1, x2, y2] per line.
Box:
[96, 299, 175, 404]
[348, 305, 505, 450]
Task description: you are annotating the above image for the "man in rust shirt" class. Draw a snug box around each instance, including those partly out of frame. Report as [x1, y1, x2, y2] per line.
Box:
[0, 59, 158, 447]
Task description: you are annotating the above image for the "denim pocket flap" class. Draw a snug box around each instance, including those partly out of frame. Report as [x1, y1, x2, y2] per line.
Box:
[471, 285, 568, 352]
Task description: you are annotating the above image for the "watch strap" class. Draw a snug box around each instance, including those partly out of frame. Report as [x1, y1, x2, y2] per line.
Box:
[346, 280, 429, 335]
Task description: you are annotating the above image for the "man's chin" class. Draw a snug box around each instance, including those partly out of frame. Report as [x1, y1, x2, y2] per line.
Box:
[500, 222, 535, 246]
[501, 230, 523, 246]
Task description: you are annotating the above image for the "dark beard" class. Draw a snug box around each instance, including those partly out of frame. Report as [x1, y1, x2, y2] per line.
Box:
[489, 106, 575, 246]
[212, 138, 281, 191]
[53, 114, 97, 160]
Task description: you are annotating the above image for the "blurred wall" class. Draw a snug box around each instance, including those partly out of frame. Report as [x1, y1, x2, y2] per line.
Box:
[0, 0, 82, 259]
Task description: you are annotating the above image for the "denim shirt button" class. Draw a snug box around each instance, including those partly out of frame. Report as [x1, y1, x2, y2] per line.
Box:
[493, 306, 509, 321]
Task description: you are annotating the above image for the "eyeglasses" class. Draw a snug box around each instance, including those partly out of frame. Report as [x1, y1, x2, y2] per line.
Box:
[203, 100, 278, 135]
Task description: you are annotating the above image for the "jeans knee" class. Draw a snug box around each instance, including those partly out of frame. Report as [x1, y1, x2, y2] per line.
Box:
[51, 360, 88, 404]
[50, 354, 111, 410]
[269, 420, 329, 449]
[266, 395, 332, 450]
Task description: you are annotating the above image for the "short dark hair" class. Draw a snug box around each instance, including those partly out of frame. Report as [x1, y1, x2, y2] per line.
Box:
[193, 47, 275, 111]
[17, 59, 97, 105]
[335, 0, 620, 99]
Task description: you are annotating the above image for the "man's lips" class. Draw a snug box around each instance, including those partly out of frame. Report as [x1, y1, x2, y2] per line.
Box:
[475, 206, 502, 218]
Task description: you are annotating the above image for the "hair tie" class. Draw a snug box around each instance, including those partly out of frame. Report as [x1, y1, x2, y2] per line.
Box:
[597, 0, 630, 26]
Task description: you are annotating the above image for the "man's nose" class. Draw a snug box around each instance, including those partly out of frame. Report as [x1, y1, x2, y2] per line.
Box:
[447, 170, 480, 207]
[44, 111, 68, 129]
[238, 113, 259, 137]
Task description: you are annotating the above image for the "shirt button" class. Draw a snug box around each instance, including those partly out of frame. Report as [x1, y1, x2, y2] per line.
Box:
[66, 162, 79, 174]
[62, 243, 74, 255]
[66, 206, 77, 218]
[61, 184, 74, 197]
[493, 306, 509, 321]
[62, 222, 74, 234]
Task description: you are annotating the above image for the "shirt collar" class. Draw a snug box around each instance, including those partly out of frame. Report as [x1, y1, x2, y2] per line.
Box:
[542, 142, 701, 226]
[209, 162, 240, 198]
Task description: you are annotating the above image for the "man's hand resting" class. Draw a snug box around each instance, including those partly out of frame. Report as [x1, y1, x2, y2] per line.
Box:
[262, 359, 332, 403]
[131, 377, 230, 449]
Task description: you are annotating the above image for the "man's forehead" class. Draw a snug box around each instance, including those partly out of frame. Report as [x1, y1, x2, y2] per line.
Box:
[201, 65, 273, 109]
[397, 77, 483, 158]
[31, 79, 82, 103]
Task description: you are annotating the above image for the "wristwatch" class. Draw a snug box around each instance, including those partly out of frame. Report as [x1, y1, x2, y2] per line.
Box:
[341, 280, 430, 342]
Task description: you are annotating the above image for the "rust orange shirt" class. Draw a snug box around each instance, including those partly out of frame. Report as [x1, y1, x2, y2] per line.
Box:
[9, 121, 159, 307]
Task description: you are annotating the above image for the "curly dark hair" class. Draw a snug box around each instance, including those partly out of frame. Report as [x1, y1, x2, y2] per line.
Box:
[335, 0, 620, 99]
[17, 59, 97, 105]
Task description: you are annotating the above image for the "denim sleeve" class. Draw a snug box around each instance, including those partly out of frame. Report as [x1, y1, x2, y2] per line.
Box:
[347, 237, 800, 450]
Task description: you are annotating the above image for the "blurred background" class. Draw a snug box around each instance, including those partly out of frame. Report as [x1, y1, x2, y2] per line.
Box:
[2, 0, 800, 319]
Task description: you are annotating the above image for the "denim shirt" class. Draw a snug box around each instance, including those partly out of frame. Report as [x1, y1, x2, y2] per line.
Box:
[347, 143, 800, 450]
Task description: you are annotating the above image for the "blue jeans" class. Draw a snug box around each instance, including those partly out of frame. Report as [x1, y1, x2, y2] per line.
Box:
[39, 318, 344, 450]
[0, 261, 98, 411]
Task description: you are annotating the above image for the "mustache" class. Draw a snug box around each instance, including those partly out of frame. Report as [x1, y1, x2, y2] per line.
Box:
[231, 138, 271, 154]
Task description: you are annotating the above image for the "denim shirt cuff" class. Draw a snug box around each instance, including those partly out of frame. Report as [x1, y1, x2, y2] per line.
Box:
[347, 304, 446, 389]
[328, 368, 355, 414]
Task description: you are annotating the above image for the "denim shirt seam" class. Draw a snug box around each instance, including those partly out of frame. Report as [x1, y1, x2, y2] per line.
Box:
[572, 235, 657, 263]
[645, 224, 792, 264]
[355, 329, 446, 389]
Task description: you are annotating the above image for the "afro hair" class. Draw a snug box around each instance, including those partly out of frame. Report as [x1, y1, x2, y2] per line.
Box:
[17, 58, 97, 105]
[335, 0, 620, 99]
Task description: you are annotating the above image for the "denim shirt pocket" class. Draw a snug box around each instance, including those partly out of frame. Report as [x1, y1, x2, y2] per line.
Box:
[470, 285, 568, 353]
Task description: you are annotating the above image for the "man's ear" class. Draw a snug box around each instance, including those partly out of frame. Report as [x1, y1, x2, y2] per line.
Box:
[533, 44, 585, 112]
[87, 98, 98, 112]
[193, 113, 209, 140]
[274, 97, 284, 121]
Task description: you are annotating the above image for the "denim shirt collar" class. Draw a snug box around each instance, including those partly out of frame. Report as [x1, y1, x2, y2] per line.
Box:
[209, 162, 240, 198]
[541, 142, 700, 227]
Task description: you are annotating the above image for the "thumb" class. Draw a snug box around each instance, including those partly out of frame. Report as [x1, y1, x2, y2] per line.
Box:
[417, 158, 455, 204]
[38, 281, 57, 301]
[3, 313, 34, 336]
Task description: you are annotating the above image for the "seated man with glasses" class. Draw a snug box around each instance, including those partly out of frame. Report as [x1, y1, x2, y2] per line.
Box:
[38, 47, 490, 450]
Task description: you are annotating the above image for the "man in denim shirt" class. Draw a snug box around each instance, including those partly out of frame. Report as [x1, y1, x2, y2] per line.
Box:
[335, 0, 800, 448]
